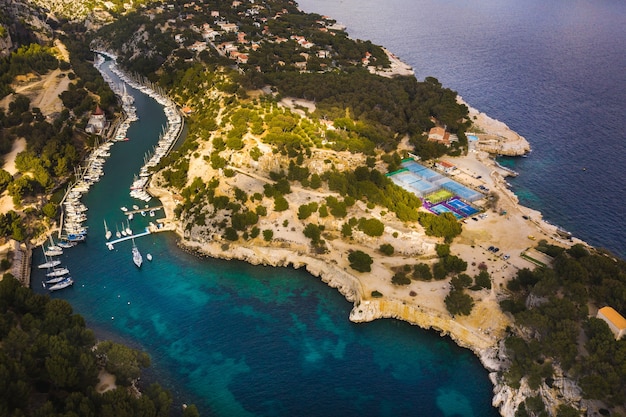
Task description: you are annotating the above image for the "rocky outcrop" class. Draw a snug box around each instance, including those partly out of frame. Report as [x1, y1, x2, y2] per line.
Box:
[460, 97, 531, 156]
[475, 134, 531, 156]
[0, 26, 13, 57]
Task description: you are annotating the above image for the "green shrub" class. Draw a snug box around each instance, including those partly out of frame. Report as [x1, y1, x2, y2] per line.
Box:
[348, 250, 373, 273]
[358, 218, 384, 237]
[379, 244, 394, 256]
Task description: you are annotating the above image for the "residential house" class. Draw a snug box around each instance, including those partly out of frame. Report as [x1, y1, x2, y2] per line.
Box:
[428, 126, 458, 146]
[218, 22, 238, 33]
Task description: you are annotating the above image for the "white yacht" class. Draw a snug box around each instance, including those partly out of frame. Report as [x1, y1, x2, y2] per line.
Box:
[132, 239, 143, 268]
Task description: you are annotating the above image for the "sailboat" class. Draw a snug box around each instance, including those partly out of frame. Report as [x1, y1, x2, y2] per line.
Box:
[57, 241, 75, 249]
[115, 224, 121, 238]
[38, 248, 61, 269]
[44, 236, 63, 257]
[125, 220, 132, 236]
[46, 274, 68, 284]
[48, 277, 74, 291]
[46, 266, 70, 278]
[132, 238, 143, 268]
[47, 235, 62, 252]
[104, 219, 112, 240]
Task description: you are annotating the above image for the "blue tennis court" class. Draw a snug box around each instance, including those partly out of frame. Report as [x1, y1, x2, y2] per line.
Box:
[429, 204, 463, 219]
[447, 198, 479, 216]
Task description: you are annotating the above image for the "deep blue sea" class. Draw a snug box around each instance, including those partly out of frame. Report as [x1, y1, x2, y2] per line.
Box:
[298, 0, 626, 258]
[31, 60, 498, 416]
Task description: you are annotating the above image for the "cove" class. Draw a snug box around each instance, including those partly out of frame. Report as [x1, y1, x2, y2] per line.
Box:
[31, 59, 499, 416]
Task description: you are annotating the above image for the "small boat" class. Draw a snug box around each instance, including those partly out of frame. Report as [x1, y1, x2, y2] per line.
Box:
[128, 213, 134, 220]
[46, 267, 70, 277]
[146, 253, 152, 261]
[107, 243, 114, 251]
[67, 233, 86, 242]
[57, 241, 75, 249]
[141, 211, 146, 216]
[104, 219, 112, 240]
[121, 206, 128, 212]
[44, 235, 63, 256]
[149, 210, 155, 217]
[132, 239, 143, 268]
[46, 275, 67, 284]
[48, 277, 74, 291]
[132, 205, 139, 210]
[44, 248, 63, 257]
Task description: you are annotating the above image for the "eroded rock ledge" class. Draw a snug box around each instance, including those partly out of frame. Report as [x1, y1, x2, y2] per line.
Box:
[461, 97, 532, 156]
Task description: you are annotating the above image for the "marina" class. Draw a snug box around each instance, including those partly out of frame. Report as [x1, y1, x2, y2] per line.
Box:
[54, 51, 182, 252]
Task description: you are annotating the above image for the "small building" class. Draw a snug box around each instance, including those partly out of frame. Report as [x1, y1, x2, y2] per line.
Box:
[428, 126, 451, 145]
[597, 306, 626, 340]
[435, 160, 456, 174]
[190, 41, 207, 52]
[85, 105, 107, 135]
[218, 22, 238, 33]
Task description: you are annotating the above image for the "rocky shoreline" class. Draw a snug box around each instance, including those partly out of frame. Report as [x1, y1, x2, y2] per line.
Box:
[146, 89, 581, 415]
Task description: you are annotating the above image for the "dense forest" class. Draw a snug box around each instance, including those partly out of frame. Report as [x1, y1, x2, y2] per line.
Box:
[0, 34, 121, 242]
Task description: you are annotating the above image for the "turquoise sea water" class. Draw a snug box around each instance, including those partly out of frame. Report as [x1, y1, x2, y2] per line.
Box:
[31, 61, 498, 416]
[297, 0, 626, 258]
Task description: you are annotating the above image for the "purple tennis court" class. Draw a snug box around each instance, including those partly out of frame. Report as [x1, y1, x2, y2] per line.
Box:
[428, 204, 464, 219]
[447, 198, 479, 216]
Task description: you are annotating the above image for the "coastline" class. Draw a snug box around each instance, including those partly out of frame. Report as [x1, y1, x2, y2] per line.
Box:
[148, 112, 578, 415]
[137, 54, 583, 414]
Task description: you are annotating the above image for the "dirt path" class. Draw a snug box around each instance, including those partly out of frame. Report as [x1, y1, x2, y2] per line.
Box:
[0, 39, 71, 118]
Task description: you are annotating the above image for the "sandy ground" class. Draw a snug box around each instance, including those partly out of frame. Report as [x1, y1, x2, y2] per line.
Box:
[95, 369, 117, 393]
[0, 137, 26, 215]
[0, 39, 71, 119]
